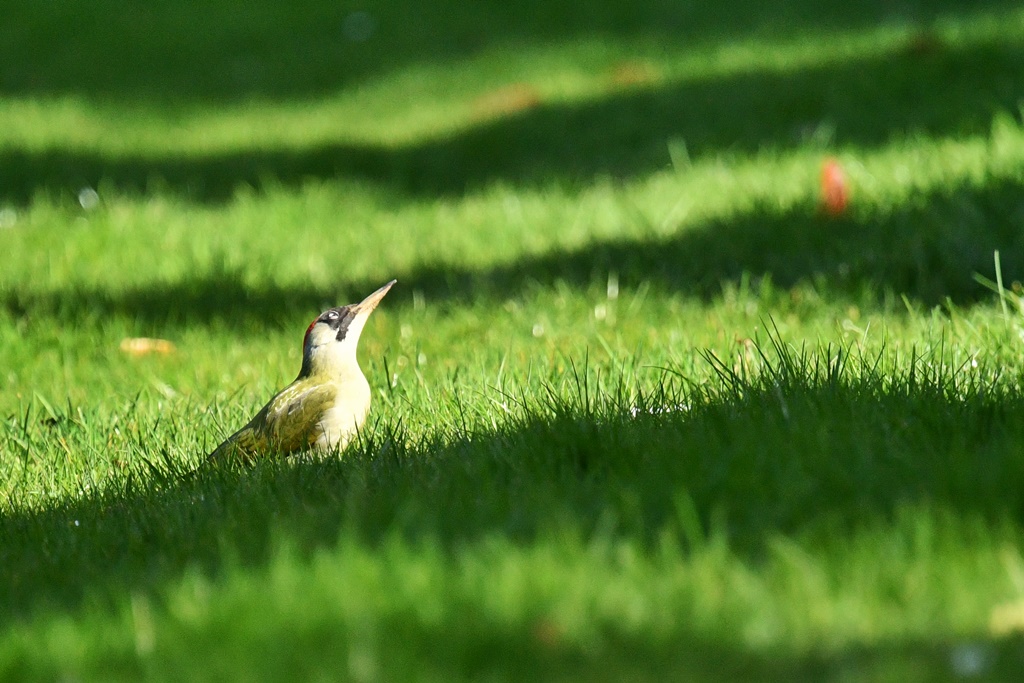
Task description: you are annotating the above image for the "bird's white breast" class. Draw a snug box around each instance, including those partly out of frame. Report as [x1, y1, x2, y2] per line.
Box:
[314, 370, 371, 450]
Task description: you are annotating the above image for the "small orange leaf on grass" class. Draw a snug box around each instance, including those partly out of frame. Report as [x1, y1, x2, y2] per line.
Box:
[820, 157, 850, 216]
[471, 83, 541, 120]
[120, 337, 176, 356]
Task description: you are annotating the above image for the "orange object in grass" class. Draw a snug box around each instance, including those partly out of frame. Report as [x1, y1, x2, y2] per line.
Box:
[821, 157, 849, 216]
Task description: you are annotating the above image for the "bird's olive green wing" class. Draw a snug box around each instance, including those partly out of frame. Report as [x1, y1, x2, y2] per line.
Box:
[261, 381, 337, 452]
[207, 421, 264, 463]
[208, 381, 337, 463]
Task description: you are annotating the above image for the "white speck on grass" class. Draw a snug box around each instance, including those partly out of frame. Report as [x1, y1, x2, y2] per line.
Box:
[0, 207, 16, 228]
[78, 187, 100, 210]
[150, 379, 178, 398]
[607, 271, 619, 300]
[950, 642, 990, 678]
[630, 403, 690, 417]
[532, 323, 545, 337]
[594, 303, 607, 320]
[77, 188, 99, 209]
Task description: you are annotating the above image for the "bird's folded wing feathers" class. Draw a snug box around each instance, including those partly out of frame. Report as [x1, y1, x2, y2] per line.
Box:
[209, 382, 337, 461]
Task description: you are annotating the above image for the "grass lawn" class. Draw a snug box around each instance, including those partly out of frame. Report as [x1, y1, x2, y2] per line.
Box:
[5, 0, 1024, 679]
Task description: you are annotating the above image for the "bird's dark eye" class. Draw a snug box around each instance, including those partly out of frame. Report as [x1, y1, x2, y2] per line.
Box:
[319, 307, 352, 340]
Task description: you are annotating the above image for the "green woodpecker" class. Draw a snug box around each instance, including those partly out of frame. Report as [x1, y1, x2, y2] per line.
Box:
[208, 280, 396, 463]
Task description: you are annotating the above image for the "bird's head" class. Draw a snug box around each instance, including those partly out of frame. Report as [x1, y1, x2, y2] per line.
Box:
[300, 279, 396, 378]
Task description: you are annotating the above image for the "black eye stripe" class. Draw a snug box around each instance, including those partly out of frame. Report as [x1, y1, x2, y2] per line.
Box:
[319, 306, 355, 341]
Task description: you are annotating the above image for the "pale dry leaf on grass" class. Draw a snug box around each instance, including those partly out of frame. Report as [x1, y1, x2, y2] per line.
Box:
[989, 599, 1024, 636]
[119, 338, 177, 356]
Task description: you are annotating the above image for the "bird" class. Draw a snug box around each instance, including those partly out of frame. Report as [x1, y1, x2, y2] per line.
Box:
[208, 279, 396, 463]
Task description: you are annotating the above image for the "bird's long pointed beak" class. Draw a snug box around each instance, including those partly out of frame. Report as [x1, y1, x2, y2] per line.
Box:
[354, 279, 397, 313]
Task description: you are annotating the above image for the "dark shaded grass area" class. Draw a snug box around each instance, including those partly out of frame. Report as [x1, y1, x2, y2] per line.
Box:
[8, 617, 1024, 682]
[2, 0, 1017, 102]
[4, 176, 1023, 330]
[4, 345, 1024, 628]
[2, 35, 1022, 204]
